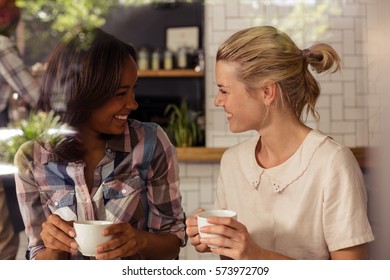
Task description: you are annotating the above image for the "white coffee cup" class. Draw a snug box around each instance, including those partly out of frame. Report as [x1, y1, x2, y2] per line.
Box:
[197, 209, 237, 248]
[73, 220, 113, 257]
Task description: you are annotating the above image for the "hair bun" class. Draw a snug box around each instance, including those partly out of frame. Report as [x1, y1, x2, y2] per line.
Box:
[301, 48, 323, 63]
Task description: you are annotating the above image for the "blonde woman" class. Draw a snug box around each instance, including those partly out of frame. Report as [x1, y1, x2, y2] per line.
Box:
[186, 26, 374, 260]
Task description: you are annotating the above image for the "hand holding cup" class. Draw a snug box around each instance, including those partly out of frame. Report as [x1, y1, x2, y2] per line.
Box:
[73, 220, 113, 257]
[197, 209, 237, 248]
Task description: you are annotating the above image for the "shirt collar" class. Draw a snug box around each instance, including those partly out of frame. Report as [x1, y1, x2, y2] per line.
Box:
[238, 135, 262, 189]
[106, 123, 131, 153]
[240, 130, 328, 193]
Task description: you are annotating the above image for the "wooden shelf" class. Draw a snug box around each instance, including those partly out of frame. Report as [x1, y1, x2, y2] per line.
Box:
[138, 69, 204, 78]
[176, 147, 371, 169]
[176, 147, 226, 162]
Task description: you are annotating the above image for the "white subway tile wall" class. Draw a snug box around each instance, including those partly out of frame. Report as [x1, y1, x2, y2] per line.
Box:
[178, 162, 220, 260]
[204, 0, 379, 148]
[178, 0, 380, 260]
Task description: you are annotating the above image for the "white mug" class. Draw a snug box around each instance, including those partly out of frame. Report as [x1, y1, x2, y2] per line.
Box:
[73, 220, 113, 257]
[197, 209, 237, 248]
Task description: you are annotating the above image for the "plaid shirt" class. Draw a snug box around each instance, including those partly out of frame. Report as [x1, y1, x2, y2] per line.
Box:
[0, 35, 40, 112]
[14, 119, 186, 259]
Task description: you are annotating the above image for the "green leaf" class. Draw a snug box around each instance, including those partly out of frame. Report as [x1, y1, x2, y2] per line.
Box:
[0, 110, 68, 164]
[163, 99, 203, 147]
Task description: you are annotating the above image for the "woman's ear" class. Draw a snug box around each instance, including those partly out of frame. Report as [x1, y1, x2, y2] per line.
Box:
[262, 81, 277, 106]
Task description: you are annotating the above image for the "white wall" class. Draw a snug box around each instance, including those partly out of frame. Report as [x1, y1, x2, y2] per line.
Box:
[204, 0, 379, 148]
[179, 0, 383, 260]
[364, 0, 390, 260]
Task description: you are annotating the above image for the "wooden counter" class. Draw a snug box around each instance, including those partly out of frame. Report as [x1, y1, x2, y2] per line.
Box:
[176, 147, 227, 162]
[176, 147, 371, 169]
[138, 69, 204, 78]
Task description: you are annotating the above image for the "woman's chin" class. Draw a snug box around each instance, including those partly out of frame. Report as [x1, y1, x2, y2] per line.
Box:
[229, 126, 239, 133]
[229, 124, 248, 134]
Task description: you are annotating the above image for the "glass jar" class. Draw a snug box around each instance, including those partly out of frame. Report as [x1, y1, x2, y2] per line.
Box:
[164, 49, 173, 70]
[177, 47, 187, 69]
[151, 49, 160, 70]
[138, 47, 149, 70]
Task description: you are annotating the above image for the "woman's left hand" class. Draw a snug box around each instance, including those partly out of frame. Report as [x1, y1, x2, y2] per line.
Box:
[199, 217, 261, 260]
[94, 223, 147, 260]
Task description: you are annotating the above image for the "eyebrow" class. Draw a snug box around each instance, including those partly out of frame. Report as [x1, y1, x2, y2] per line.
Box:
[115, 85, 130, 93]
[117, 78, 138, 90]
[217, 83, 228, 88]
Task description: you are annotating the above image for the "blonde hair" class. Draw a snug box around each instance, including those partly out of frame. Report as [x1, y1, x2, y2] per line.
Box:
[216, 26, 340, 121]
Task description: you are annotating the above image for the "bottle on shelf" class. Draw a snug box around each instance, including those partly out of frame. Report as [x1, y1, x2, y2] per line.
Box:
[138, 47, 149, 70]
[177, 47, 187, 69]
[164, 49, 173, 70]
[151, 48, 161, 70]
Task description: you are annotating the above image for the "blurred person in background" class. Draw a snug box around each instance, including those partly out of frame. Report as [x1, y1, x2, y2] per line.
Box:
[0, 0, 40, 259]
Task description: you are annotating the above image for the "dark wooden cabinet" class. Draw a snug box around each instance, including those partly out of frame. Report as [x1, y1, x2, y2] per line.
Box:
[103, 2, 205, 145]
[131, 69, 205, 146]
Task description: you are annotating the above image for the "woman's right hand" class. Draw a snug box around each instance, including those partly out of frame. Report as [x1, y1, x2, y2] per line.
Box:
[39, 214, 78, 257]
[185, 208, 211, 253]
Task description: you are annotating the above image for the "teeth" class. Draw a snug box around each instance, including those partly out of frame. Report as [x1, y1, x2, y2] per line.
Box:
[115, 115, 127, 120]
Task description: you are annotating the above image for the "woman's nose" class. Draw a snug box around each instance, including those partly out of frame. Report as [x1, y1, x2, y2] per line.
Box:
[214, 93, 222, 107]
[126, 95, 138, 110]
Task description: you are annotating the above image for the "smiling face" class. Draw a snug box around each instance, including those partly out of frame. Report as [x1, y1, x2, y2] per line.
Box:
[81, 57, 138, 137]
[214, 61, 265, 133]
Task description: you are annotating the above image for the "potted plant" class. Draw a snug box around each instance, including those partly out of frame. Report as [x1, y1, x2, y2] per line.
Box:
[164, 99, 203, 147]
[0, 110, 69, 165]
[0, 110, 73, 235]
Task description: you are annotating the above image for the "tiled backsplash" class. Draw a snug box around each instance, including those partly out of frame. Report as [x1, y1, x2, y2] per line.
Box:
[178, 162, 220, 260]
[178, 0, 380, 260]
[205, 0, 379, 148]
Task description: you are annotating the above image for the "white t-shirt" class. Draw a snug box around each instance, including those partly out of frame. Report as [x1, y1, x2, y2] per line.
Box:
[215, 130, 374, 259]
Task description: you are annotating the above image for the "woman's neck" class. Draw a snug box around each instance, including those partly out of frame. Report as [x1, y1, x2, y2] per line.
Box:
[77, 131, 107, 191]
[256, 117, 311, 168]
[76, 129, 108, 163]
